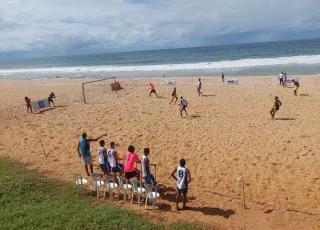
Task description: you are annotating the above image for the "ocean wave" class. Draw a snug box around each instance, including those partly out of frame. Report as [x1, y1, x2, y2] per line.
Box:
[1, 54, 320, 75]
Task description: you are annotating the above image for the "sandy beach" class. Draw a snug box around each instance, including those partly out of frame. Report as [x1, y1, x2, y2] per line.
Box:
[0, 75, 320, 229]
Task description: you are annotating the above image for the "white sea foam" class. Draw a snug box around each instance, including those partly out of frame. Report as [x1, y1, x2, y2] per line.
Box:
[1, 54, 320, 75]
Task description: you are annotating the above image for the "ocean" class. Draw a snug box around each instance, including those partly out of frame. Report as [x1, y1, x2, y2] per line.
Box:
[1, 38, 320, 80]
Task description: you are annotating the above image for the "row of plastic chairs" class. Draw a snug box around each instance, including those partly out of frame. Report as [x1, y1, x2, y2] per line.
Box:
[73, 172, 161, 210]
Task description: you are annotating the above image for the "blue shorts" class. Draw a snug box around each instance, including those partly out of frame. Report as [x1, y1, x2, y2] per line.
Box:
[100, 163, 111, 174]
[177, 187, 188, 194]
[181, 105, 187, 111]
[144, 174, 157, 185]
[197, 87, 201, 92]
[111, 163, 123, 173]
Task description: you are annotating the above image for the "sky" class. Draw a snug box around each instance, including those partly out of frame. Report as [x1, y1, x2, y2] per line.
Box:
[1, 0, 320, 58]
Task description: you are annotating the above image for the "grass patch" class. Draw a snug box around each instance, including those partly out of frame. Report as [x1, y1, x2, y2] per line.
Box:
[0, 157, 206, 230]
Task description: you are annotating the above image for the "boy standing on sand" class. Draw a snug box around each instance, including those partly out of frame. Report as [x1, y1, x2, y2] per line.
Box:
[180, 96, 188, 117]
[222, 73, 225, 83]
[279, 71, 284, 86]
[124, 145, 141, 180]
[171, 159, 192, 211]
[107, 142, 124, 184]
[169, 87, 178, 104]
[48, 92, 55, 106]
[197, 78, 202, 96]
[292, 79, 299, 96]
[77, 132, 102, 176]
[149, 83, 158, 97]
[141, 148, 157, 186]
[98, 140, 111, 175]
[25, 97, 33, 113]
[270, 96, 282, 119]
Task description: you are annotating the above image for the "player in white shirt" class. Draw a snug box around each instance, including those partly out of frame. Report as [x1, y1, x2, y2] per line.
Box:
[107, 142, 123, 184]
[197, 78, 202, 96]
[180, 96, 188, 118]
[141, 148, 157, 186]
[279, 71, 284, 86]
[98, 140, 110, 175]
[171, 159, 192, 211]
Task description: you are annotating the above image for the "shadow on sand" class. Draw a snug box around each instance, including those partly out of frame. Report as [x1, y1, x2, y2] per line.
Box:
[275, 118, 296, 121]
[190, 207, 235, 218]
[202, 94, 215, 97]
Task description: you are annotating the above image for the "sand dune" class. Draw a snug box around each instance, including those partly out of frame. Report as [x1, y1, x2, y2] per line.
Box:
[0, 76, 320, 229]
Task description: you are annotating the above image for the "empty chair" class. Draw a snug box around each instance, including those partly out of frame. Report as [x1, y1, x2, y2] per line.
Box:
[103, 175, 119, 200]
[131, 180, 145, 205]
[144, 184, 161, 210]
[117, 176, 132, 201]
[90, 173, 105, 198]
[73, 172, 88, 196]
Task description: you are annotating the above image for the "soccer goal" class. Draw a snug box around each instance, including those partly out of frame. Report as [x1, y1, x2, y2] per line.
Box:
[82, 77, 120, 104]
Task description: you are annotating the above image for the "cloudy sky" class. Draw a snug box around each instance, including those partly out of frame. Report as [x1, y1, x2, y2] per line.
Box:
[1, 0, 320, 57]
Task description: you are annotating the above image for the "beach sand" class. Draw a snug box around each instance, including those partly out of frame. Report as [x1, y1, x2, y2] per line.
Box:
[0, 76, 320, 229]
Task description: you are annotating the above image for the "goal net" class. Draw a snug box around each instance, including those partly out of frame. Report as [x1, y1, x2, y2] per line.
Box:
[82, 77, 119, 104]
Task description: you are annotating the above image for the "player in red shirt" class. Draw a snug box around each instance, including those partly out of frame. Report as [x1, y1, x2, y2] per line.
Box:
[149, 83, 158, 97]
[124, 145, 141, 180]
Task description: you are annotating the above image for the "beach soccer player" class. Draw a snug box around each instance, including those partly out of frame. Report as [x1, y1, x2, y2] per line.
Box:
[25, 97, 33, 113]
[197, 78, 202, 96]
[279, 71, 284, 86]
[48, 92, 56, 106]
[270, 96, 282, 119]
[293, 79, 300, 96]
[77, 132, 102, 176]
[222, 73, 225, 83]
[180, 96, 188, 117]
[171, 159, 192, 211]
[98, 140, 111, 175]
[107, 142, 124, 184]
[141, 148, 157, 186]
[169, 87, 178, 104]
[124, 145, 141, 180]
[149, 83, 158, 97]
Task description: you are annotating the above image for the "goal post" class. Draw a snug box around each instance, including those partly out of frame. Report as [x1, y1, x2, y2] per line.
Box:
[82, 76, 118, 104]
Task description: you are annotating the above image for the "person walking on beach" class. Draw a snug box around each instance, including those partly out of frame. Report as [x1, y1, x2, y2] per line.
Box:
[141, 148, 157, 186]
[270, 96, 282, 119]
[25, 97, 33, 113]
[169, 87, 178, 104]
[293, 79, 299, 96]
[180, 96, 188, 118]
[77, 132, 102, 176]
[197, 78, 202, 96]
[278, 72, 284, 86]
[48, 92, 56, 106]
[222, 73, 225, 83]
[171, 159, 192, 211]
[98, 140, 111, 175]
[149, 83, 158, 97]
[124, 145, 141, 180]
[107, 142, 124, 184]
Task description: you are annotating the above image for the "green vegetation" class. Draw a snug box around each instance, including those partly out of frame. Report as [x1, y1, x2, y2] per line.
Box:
[0, 158, 205, 230]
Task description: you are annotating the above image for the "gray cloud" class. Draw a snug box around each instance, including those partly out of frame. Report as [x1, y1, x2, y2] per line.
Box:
[0, 0, 319, 55]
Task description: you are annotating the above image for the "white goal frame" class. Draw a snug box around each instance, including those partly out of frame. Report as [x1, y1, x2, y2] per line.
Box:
[82, 77, 117, 104]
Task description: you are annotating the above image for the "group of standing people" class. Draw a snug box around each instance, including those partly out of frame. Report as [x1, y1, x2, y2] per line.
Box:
[24, 92, 56, 113]
[77, 132, 191, 211]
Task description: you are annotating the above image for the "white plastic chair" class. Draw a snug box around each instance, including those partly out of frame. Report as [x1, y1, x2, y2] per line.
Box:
[73, 172, 88, 196]
[131, 180, 145, 205]
[144, 184, 161, 210]
[90, 173, 105, 198]
[117, 176, 132, 201]
[103, 175, 119, 200]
